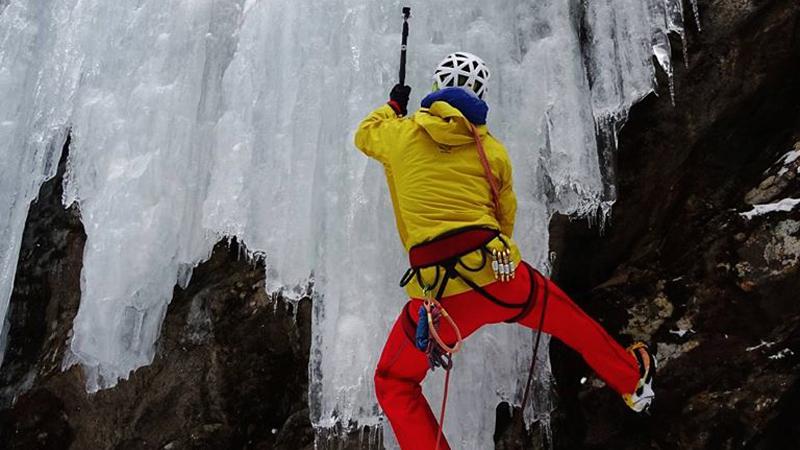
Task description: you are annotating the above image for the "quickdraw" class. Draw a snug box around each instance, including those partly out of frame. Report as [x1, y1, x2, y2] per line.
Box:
[415, 293, 463, 370]
[490, 247, 515, 282]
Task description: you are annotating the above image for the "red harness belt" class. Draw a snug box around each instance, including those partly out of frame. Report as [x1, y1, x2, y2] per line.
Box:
[408, 227, 498, 268]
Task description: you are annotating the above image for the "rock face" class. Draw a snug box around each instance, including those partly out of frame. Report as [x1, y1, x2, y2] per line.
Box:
[0, 145, 314, 449]
[548, 0, 800, 448]
[1, 1, 799, 449]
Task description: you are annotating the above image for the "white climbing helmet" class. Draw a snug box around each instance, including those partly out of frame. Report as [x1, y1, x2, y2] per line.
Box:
[433, 52, 491, 99]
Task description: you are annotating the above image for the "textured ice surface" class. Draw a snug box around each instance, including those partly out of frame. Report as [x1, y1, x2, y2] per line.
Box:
[0, 0, 81, 366]
[0, 0, 685, 448]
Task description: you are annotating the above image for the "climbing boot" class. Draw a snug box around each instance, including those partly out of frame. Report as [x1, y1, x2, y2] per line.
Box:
[623, 342, 657, 413]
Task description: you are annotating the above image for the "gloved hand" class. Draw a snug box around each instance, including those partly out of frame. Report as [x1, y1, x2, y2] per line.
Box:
[388, 84, 411, 116]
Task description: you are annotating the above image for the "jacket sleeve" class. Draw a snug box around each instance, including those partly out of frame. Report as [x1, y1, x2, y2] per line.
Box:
[354, 104, 401, 163]
[496, 148, 517, 237]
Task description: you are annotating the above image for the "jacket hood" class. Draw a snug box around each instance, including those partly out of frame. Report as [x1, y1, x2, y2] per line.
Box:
[414, 87, 489, 146]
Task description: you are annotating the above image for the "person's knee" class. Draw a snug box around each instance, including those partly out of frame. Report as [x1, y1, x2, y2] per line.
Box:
[374, 368, 390, 408]
[375, 368, 424, 421]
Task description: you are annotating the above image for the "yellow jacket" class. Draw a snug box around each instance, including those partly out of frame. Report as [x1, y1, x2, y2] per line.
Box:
[354, 100, 521, 298]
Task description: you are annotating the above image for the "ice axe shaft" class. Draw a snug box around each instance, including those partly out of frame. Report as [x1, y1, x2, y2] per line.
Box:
[399, 7, 411, 86]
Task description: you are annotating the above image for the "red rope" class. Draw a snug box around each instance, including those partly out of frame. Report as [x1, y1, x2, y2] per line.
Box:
[435, 367, 452, 450]
[428, 121, 518, 450]
[470, 124, 501, 218]
[424, 295, 461, 450]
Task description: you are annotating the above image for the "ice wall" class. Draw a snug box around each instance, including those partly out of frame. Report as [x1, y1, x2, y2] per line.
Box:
[0, 0, 83, 364]
[0, 0, 686, 448]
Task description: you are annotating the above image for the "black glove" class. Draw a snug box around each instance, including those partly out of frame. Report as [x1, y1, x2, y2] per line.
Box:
[388, 84, 411, 116]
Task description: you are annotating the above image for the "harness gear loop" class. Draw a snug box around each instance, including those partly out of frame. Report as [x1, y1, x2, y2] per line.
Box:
[490, 247, 515, 282]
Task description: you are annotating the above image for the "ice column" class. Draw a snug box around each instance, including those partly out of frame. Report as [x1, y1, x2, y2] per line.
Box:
[59, 0, 247, 389]
[0, 0, 82, 363]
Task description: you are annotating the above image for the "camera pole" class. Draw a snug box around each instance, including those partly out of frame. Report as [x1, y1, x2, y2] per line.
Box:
[399, 7, 411, 86]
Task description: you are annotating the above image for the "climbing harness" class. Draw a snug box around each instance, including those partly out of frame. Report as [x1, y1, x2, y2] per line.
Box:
[399, 228, 533, 321]
[399, 226, 548, 450]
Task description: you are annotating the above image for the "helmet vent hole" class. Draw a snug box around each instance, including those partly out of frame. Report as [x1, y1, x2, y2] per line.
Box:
[457, 74, 468, 86]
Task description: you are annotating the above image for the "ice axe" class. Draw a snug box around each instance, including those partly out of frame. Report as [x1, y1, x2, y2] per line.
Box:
[399, 7, 411, 86]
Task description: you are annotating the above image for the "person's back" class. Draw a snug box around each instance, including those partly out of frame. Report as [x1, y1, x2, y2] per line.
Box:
[355, 51, 656, 450]
[355, 83, 521, 298]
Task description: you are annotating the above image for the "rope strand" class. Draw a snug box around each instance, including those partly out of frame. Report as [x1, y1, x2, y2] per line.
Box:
[470, 124, 501, 218]
[435, 368, 452, 450]
[421, 293, 463, 450]
[520, 271, 549, 413]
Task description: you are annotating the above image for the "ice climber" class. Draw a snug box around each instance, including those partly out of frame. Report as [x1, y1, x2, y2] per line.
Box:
[355, 51, 656, 450]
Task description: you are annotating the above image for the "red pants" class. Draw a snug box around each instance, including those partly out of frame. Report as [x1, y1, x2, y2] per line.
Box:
[374, 263, 639, 450]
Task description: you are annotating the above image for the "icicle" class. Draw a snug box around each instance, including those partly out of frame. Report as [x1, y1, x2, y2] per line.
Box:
[690, 0, 702, 32]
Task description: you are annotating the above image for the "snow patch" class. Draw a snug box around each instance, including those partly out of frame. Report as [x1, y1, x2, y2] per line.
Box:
[746, 340, 776, 352]
[740, 198, 800, 219]
[669, 328, 694, 338]
[779, 149, 800, 166]
[768, 348, 795, 360]
[776, 149, 800, 176]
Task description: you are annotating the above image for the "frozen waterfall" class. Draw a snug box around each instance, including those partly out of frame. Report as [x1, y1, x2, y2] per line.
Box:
[0, 0, 688, 448]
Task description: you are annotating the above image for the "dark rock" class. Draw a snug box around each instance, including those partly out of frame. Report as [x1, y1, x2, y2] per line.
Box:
[0, 141, 314, 449]
[0, 136, 84, 411]
[548, 0, 800, 449]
